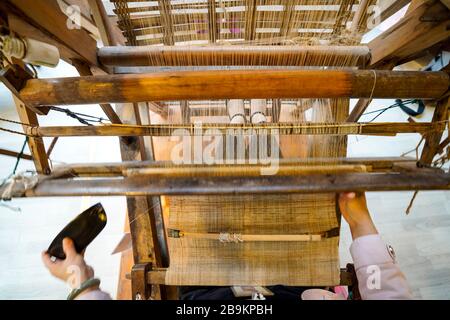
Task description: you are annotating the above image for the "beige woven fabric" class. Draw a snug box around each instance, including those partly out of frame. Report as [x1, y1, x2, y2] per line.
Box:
[165, 193, 340, 286]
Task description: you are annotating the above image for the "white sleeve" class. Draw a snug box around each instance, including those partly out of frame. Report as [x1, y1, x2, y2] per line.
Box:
[76, 289, 113, 300]
[350, 234, 413, 300]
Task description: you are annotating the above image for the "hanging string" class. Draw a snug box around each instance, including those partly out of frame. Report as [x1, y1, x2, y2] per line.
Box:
[12, 137, 28, 174]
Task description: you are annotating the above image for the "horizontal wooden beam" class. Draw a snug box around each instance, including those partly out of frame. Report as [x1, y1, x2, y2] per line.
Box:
[145, 268, 355, 286]
[53, 157, 416, 177]
[98, 45, 371, 67]
[0, 148, 33, 160]
[26, 122, 446, 138]
[5, 171, 449, 197]
[19, 70, 449, 106]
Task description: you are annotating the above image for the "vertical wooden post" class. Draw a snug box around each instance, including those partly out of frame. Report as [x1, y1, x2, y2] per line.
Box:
[158, 0, 174, 45]
[180, 101, 190, 124]
[117, 103, 169, 300]
[12, 96, 51, 174]
[207, 0, 217, 43]
[419, 96, 449, 166]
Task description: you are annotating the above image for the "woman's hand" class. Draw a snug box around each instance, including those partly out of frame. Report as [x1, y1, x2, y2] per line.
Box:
[338, 192, 378, 240]
[41, 238, 97, 290]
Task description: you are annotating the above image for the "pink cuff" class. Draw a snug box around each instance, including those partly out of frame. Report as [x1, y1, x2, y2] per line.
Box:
[350, 234, 394, 270]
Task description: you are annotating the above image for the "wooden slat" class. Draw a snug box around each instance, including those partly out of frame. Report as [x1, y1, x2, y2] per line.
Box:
[97, 45, 371, 67]
[26, 122, 447, 138]
[419, 96, 450, 166]
[52, 157, 417, 177]
[207, 0, 217, 43]
[244, 0, 257, 41]
[369, 0, 450, 67]
[10, 171, 450, 197]
[12, 96, 51, 174]
[19, 70, 449, 106]
[116, 103, 166, 300]
[87, 0, 125, 46]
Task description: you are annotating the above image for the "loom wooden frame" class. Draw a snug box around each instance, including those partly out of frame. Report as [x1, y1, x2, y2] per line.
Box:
[2, 0, 450, 300]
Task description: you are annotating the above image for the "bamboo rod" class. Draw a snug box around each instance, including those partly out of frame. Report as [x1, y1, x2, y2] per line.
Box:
[8, 171, 450, 197]
[98, 45, 371, 67]
[52, 157, 415, 177]
[26, 122, 446, 137]
[19, 70, 449, 106]
[124, 164, 369, 178]
[175, 232, 322, 242]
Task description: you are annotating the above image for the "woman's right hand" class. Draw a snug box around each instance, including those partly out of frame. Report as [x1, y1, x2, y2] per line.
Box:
[338, 192, 378, 240]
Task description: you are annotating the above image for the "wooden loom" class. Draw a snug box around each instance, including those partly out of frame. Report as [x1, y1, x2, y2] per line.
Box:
[0, 0, 449, 299]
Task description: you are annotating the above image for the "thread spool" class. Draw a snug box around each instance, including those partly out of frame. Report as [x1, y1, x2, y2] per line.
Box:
[1, 35, 60, 68]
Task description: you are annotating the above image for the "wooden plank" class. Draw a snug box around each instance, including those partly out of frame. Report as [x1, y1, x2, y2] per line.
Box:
[11, 171, 450, 197]
[207, 0, 217, 43]
[6, 0, 98, 65]
[71, 60, 122, 124]
[378, 0, 411, 22]
[117, 103, 165, 300]
[12, 96, 51, 174]
[244, 0, 257, 41]
[147, 269, 355, 286]
[419, 96, 450, 166]
[26, 122, 449, 138]
[52, 157, 417, 177]
[369, 0, 450, 67]
[97, 45, 371, 67]
[87, 0, 125, 46]
[19, 70, 449, 106]
[442, 0, 450, 10]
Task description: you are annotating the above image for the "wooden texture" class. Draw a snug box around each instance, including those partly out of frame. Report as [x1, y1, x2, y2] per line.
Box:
[5, 0, 98, 65]
[165, 194, 340, 286]
[87, 0, 125, 46]
[5, 171, 449, 197]
[419, 97, 450, 166]
[19, 70, 449, 106]
[26, 121, 448, 138]
[97, 45, 371, 67]
[116, 103, 167, 299]
[71, 60, 122, 124]
[12, 96, 51, 175]
[53, 157, 416, 177]
[369, 0, 450, 67]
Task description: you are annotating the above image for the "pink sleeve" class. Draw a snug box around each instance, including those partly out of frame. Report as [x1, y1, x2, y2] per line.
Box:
[76, 289, 113, 300]
[350, 234, 413, 300]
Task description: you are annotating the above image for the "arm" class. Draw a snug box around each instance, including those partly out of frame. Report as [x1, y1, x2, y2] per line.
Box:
[339, 192, 413, 300]
[42, 238, 112, 300]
